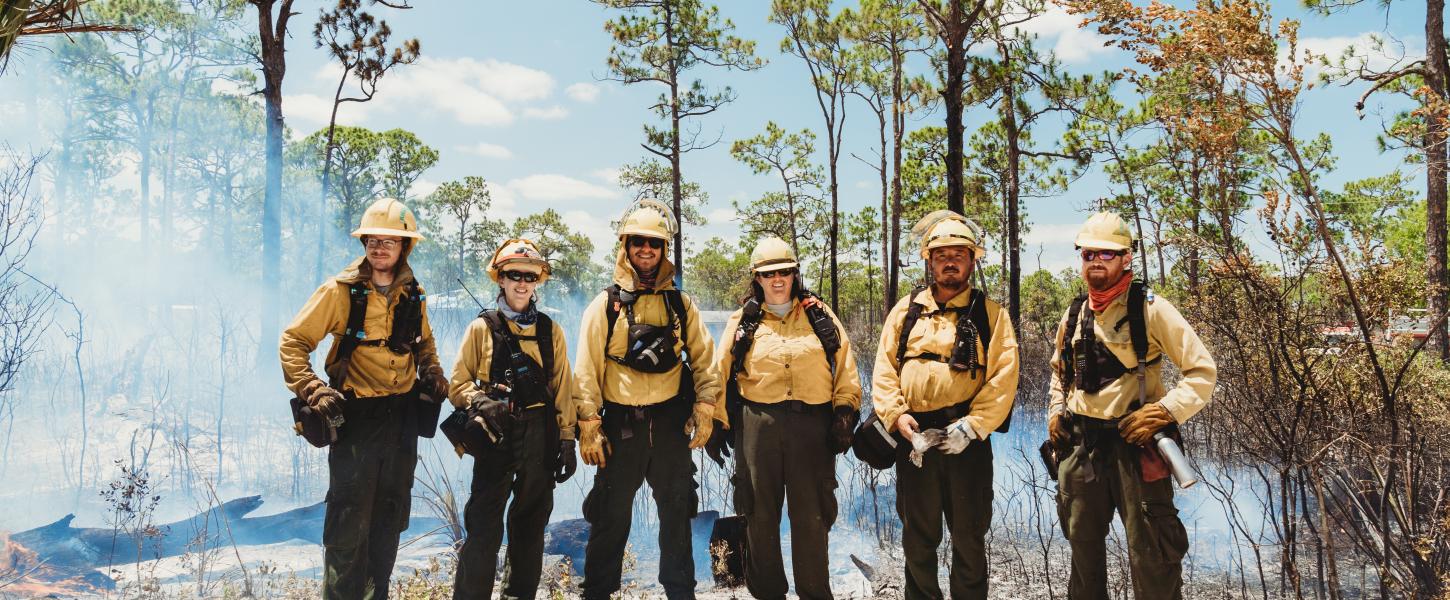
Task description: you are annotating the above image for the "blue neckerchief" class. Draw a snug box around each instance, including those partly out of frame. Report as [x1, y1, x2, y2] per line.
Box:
[496, 295, 539, 326]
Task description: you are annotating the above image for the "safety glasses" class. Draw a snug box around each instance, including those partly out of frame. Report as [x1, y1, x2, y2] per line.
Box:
[1080, 249, 1127, 262]
[501, 270, 540, 283]
[629, 236, 664, 250]
[758, 269, 797, 279]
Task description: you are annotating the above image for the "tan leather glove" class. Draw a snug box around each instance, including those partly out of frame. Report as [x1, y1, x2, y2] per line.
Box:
[304, 380, 345, 420]
[1119, 402, 1175, 446]
[1048, 412, 1072, 449]
[578, 418, 609, 467]
[686, 401, 715, 449]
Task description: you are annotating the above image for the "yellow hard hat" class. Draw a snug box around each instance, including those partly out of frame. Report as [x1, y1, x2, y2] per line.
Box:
[617, 198, 677, 241]
[352, 198, 424, 240]
[913, 210, 983, 259]
[750, 237, 799, 273]
[488, 238, 551, 284]
[1075, 212, 1133, 251]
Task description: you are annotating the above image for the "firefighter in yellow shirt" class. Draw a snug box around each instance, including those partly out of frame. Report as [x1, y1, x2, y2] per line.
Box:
[1047, 212, 1216, 599]
[871, 210, 1020, 600]
[278, 198, 448, 600]
[573, 199, 720, 600]
[448, 239, 575, 600]
[707, 237, 861, 600]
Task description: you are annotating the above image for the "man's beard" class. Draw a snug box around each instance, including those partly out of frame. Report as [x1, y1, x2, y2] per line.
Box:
[1085, 268, 1114, 290]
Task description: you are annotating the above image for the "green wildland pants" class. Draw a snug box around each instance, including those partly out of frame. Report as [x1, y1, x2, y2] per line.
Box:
[322, 394, 419, 600]
[453, 408, 557, 600]
[896, 433, 994, 600]
[580, 397, 698, 600]
[734, 400, 837, 600]
[1057, 416, 1189, 600]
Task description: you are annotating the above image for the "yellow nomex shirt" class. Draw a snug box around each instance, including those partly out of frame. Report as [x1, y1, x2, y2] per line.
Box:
[1047, 290, 1216, 424]
[280, 258, 441, 399]
[448, 313, 577, 439]
[573, 249, 720, 419]
[712, 299, 862, 428]
[872, 287, 1019, 439]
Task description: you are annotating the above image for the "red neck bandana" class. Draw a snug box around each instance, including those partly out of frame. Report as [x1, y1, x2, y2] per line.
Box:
[1088, 272, 1132, 312]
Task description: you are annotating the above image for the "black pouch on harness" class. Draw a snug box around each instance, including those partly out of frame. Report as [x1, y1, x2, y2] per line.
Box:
[607, 287, 683, 374]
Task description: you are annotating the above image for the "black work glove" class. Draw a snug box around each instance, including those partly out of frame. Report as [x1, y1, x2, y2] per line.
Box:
[704, 422, 731, 467]
[829, 405, 859, 454]
[426, 371, 449, 403]
[555, 439, 577, 483]
[470, 397, 513, 439]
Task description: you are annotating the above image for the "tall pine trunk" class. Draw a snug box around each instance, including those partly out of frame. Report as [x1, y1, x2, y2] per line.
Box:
[1425, 0, 1449, 360]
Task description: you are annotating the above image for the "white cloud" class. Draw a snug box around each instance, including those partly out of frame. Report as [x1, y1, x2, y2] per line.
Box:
[505, 174, 617, 201]
[707, 208, 737, 224]
[1012, 6, 1113, 64]
[313, 57, 559, 127]
[523, 105, 569, 120]
[285, 93, 372, 128]
[457, 142, 514, 159]
[1023, 222, 1089, 272]
[591, 168, 621, 185]
[410, 178, 440, 199]
[563, 209, 618, 262]
[566, 82, 601, 103]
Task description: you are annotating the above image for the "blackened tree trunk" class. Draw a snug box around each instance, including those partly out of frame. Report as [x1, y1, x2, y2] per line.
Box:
[250, 0, 295, 370]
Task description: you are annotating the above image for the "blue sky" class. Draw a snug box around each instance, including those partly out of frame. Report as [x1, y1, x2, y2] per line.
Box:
[2, 0, 1431, 273]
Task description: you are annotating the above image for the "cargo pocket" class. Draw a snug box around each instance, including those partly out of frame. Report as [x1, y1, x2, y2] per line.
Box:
[1142, 500, 1189, 562]
[322, 490, 353, 548]
[582, 484, 605, 525]
[821, 473, 839, 528]
[731, 470, 753, 518]
[1055, 490, 1073, 540]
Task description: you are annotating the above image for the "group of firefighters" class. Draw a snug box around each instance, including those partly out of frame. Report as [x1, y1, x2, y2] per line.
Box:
[279, 196, 1217, 600]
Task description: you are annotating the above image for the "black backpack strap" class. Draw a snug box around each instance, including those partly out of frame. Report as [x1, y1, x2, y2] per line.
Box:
[968, 289, 992, 368]
[327, 282, 372, 389]
[1061, 294, 1088, 391]
[387, 280, 425, 355]
[967, 288, 1011, 433]
[895, 301, 926, 370]
[730, 299, 764, 380]
[663, 289, 690, 355]
[1127, 280, 1149, 364]
[801, 291, 842, 376]
[479, 311, 513, 387]
[535, 313, 554, 388]
[604, 284, 623, 363]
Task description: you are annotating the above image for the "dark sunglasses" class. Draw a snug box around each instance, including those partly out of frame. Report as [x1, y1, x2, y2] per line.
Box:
[628, 236, 664, 249]
[1080, 249, 1127, 262]
[758, 269, 797, 279]
[501, 270, 540, 283]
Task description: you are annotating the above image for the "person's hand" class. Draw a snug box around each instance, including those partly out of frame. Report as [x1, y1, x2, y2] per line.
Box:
[555, 439, 578, 483]
[686, 401, 715, 449]
[937, 419, 977, 454]
[704, 424, 731, 467]
[470, 396, 513, 438]
[304, 380, 345, 420]
[829, 405, 859, 454]
[1048, 412, 1072, 449]
[894, 413, 919, 436]
[1119, 403, 1175, 446]
[578, 418, 610, 467]
[426, 369, 449, 402]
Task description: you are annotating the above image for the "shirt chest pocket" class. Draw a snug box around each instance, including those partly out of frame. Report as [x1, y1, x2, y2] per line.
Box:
[362, 294, 394, 340]
[908, 316, 956, 357]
